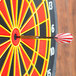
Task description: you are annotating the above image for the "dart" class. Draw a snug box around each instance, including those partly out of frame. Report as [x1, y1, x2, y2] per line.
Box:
[16, 33, 73, 44]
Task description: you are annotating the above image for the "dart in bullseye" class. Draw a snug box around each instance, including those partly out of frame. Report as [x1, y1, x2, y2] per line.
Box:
[16, 33, 73, 44]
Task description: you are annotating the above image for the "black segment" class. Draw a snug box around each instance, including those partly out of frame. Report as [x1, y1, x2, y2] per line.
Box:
[35, 40, 38, 51]
[28, 0, 30, 1]
[5, 0, 13, 24]
[0, 15, 11, 32]
[20, 42, 33, 59]
[47, 0, 58, 76]
[0, 45, 11, 70]
[46, 41, 49, 59]
[34, 0, 42, 8]
[40, 22, 46, 36]
[20, 8, 32, 29]
[44, 1, 48, 18]
[48, 0, 56, 37]
[17, 0, 22, 22]
[35, 56, 44, 74]
[22, 28, 35, 36]
[18, 50, 26, 75]
[9, 53, 14, 76]
[48, 47, 55, 74]
[0, 37, 10, 44]
[28, 65, 33, 74]
[34, 14, 37, 25]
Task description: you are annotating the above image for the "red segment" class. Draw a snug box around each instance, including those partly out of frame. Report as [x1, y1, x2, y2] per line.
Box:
[0, 26, 10, 36]
[36, 26, 39, 36]
[30, 2, 35, 12]
[11, 28, 20, 46]
[0, 0, 12, 29]
[19, 0, 28, 26]
[38, 40, 46, 57]
[12, 0, 16, 23]
[37, 4, 46, 23]
[21, 39, 35, 49]
[1, 49, 12, 76]
[42, 61, 47, 76]
[0, 41, 11, 56]
[31, 69, 39, 76]
[19, 45, 31, 69]
[21, 17, 35, 33]
[33, 53, 37, 64]
[15, 51, 20, 76]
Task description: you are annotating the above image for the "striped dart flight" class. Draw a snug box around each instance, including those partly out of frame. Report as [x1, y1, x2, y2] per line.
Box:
[55, 33, 73, 43]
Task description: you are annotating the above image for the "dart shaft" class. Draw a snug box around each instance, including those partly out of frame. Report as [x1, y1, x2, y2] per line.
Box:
[16, 35, 56, 39]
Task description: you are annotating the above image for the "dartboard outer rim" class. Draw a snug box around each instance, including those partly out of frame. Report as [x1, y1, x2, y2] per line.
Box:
[51, 0, 58, 76]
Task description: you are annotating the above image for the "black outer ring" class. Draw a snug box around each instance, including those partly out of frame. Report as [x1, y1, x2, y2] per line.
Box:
[52, 0, 58, 76]
[46, 0, 58, 76]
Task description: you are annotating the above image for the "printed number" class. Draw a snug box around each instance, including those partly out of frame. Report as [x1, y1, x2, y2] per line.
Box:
[50, 47, 55, 56]
[47, 69, 51, 76]
[49, 1, 53, 10]
[51, 24, 55, 33]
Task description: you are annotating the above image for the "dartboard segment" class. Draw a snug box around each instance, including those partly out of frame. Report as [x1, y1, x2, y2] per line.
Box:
[0, 46, 13, 76]
[21, 17, 35, 34]
[5, 0, 13, 25]
[0, 37, 10, 44]
[0, 15, 11, 32]
[37, 4, 46, 23]
[18, 49, 26, 76]
[0, 45, 11, 70]
[38, 40, 47, 57]
[0, 41, 11, 57]
[0, 0, 13, 29]
[18, 0, 29, 28]
[0, 26, 10, 36]
[19, 45, 31, 69]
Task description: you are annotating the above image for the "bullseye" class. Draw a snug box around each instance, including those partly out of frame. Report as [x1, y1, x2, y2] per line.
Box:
[11, 28, 20, 46]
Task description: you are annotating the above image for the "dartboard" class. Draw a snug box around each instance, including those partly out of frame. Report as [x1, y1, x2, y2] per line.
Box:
[0, 0, 57, 76]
